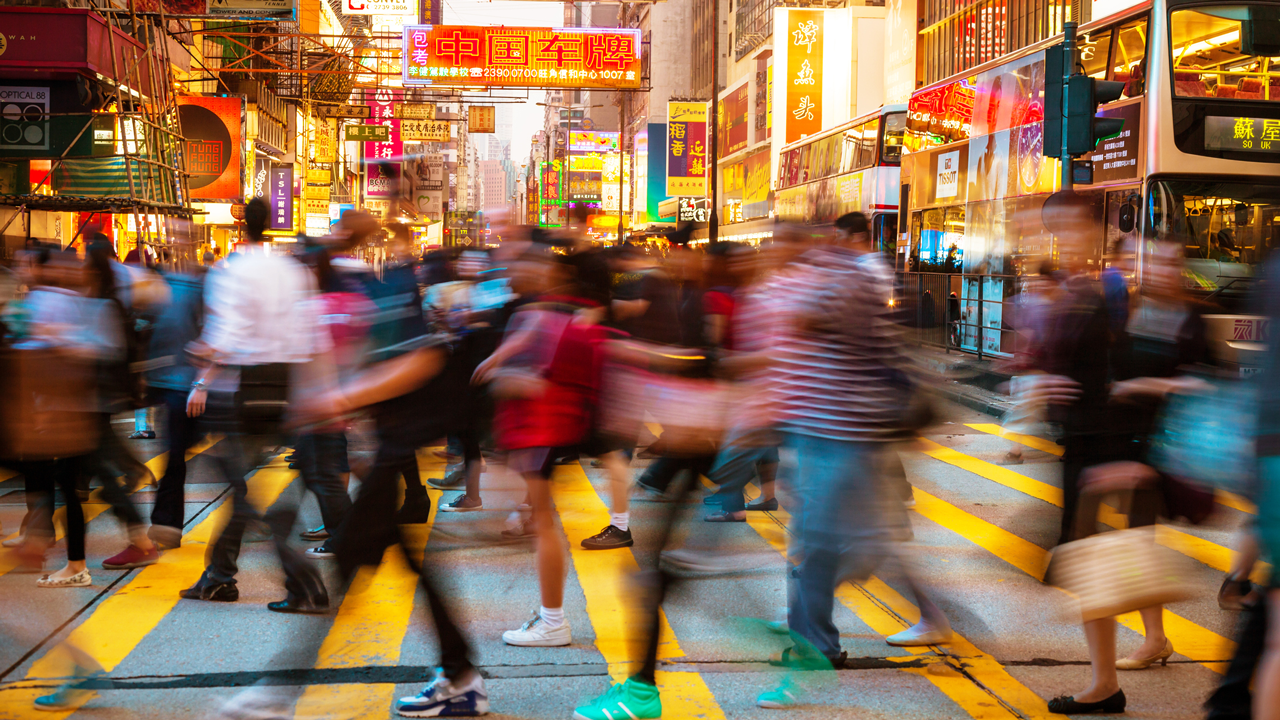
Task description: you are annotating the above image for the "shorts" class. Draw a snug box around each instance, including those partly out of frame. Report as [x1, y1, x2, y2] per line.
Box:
[507, 447, 564, 478]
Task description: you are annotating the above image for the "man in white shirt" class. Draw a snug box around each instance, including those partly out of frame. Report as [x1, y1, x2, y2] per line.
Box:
[179, 198, 334, 614]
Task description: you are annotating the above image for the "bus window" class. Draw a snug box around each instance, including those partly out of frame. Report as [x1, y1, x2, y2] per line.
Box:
[787, 149, 801, 187]
[1079, 28, 1112, 80]
[1113, 18, 1147, 97]
[1171, 6, 1280, 100]
[841, 131, 859, 173]
[857, 118, 880, 168]
[882, 112, 906, 165]
[797, 144, 811, 183]
[1146, 178, 1280, 309]
[875, 213, 899, 255]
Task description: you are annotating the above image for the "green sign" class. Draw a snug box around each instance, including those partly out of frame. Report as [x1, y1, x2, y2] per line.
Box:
[344, 124, 390, 142]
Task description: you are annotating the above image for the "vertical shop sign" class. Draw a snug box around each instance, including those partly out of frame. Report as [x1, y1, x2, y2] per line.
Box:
[666, 102, 708, 196]
[363, 89, 401, 165]
[269, 166, 293, 230]
[785, 9, 824, 143]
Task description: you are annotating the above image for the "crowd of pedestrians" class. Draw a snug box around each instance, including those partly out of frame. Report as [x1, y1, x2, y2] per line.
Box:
[0, 197, 1276, 719]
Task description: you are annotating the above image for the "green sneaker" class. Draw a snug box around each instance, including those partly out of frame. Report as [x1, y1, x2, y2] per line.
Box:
[573, 677, 661, 720]
[33, 668, 107, 711]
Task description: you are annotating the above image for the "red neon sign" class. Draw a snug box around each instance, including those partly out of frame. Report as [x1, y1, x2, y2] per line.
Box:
[402, 25, 643, 89]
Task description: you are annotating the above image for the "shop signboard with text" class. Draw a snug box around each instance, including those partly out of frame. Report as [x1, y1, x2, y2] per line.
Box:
[177, 95, 244, 202]
[401, 25, 642, 89]
[666, 102, 708, 196]
[784, 9, 823, 143]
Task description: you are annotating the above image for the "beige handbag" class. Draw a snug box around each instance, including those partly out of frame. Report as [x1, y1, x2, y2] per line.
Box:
[1050, 524, 1195, 622]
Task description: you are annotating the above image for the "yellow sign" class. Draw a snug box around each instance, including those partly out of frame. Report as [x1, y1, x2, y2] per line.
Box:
[395, 103, 436, 120]
[307, 168, 331, 185]
[468, 105, 496, 133]
[401, 119, 451, 142]
[304, 185, 331, 201]
[304, 198, 329, 215]
[724, 162, 744, 193]
[666, 101, 709, 196]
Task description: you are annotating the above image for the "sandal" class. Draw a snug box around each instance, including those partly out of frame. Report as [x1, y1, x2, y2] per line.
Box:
[37, 569, 92, 588]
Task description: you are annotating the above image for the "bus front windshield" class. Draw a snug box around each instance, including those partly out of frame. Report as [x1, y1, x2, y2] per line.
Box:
[1171, 5, 1280, 100]
[1148, 179, 1280, 307]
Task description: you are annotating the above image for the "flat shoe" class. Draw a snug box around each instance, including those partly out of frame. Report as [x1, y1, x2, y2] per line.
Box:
[886, 626, 953, 647]
[37, 569, 92, 588]
[267, 597, 329, 614]
[704, 512, 746, 522]
[746, 498, 779, 511]
[1047, 690, 1126, 714]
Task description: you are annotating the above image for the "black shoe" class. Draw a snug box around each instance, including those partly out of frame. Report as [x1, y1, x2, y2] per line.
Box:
[288, 462, 299, 469]
[1047, 690, 1126, 714]
[770, 647, 847, 670]
[581, 525, 633, 550]
[179, 580, 239, 602]
[428, 469, 466, 490]
[299, 525, 330, 541]
[129, 430, 156, 440]
[703, 495, 722, 505]
[398, 495, 432, 524]
[746, 497, 778, 512]
[267, 596, 329, 614]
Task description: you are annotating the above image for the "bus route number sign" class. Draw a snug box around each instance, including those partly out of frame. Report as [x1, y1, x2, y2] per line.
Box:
[1205, 116, 1280, 154]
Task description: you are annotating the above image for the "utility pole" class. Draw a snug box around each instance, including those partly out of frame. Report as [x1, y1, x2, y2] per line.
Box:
[708, 0, 720, 243]
[618, 90, 626, 244]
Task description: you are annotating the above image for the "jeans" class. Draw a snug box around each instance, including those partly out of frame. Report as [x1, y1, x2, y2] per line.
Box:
[151, 388, 199, 532]
[294, 432, 352, 534]
[708, 426, 779, 514]
[784, 433, 890, 660]
[332, 437, 474, 679]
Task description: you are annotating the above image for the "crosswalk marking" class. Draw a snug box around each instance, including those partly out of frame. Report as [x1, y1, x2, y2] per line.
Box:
[0, 437, 221, 578]
[909, 486, 1235, 673]
[964, 424, 1257, 515]
[1, 457, 297, 719]
[918, 437, 1268, 580]
[742, 483, 1067, 719]
[560, 461, 727, 720]
[291, 452, 444, 720]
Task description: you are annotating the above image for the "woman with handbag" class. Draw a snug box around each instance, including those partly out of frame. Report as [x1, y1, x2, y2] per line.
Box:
[1045, 237, 1218, 714]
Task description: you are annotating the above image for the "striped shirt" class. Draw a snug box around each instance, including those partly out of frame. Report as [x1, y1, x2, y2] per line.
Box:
[773, 246, 905, 442]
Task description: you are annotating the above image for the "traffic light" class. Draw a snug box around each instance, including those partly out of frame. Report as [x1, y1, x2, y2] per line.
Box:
[1042, 42, 1066, 158]
[1066, 75, 1126, 155]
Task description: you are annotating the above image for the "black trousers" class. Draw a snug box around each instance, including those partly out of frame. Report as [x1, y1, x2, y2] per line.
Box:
[1206, 599, 1269, 720]
[332, 436, 473, 679]
[24, 457, 86, 561]
[637, 454, 715, 495]
[151, 388, 200, 532]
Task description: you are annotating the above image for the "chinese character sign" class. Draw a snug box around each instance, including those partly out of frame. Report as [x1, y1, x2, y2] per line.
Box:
[401, 119, 451, 141]
[401, 25, 642, 90]
[666, 102, 708, 196]
[364, 90, 402, 174]
[785, 9, 824, 143]
[569, 131, 619, 152]
[469, 105, 496, 133]
[541, 161, 562, 203]
[365, 161, 402, 200]
[269, 166, 293, 230]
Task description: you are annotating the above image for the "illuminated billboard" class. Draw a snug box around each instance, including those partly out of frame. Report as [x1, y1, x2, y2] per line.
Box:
[401, 25, 642, 89]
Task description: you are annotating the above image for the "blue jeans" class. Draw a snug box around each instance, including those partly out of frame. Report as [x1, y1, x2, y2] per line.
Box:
[707, 426, 778, 513]
[784, 433, 890, 660]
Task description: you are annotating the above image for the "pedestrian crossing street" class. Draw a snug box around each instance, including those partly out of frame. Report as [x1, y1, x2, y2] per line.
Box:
[0, 404, 1250, 719]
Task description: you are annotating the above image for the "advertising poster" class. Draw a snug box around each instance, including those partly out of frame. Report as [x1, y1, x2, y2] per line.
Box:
[785, 9, 824, 143]
[343, 0, 414, 15]
[364, 89, 402, 164]
[720, 84, 749, 156]
[365, 161, 401, 199]
[743, 150, 770, 219]
[401, 25, 643, 90]
[666, 103, 708, 196]
[177, 95, 244, 202]
[569, 131, 619, 152]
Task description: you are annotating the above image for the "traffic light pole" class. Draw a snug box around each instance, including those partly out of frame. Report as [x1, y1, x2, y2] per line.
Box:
[1060, 21, 1076, 192]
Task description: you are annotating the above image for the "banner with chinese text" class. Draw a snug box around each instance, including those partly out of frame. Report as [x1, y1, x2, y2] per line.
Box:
[785, 9, 824, 143]
[469, 105, 496, 133]
[363, 89, 402, 166]
[719, 84, 749, 156]
[401, 25, 642, 89]
[666, 102, 708, 197]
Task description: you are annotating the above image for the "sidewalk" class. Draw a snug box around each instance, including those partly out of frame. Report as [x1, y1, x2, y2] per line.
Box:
[911, 344, 1013, 418]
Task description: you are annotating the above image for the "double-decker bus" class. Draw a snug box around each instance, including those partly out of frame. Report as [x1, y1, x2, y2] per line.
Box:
[898, 0, 1274, 368]
[774, 104, 908, 252]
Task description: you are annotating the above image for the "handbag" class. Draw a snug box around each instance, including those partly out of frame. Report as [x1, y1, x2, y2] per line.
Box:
[1050, 518, 1194, 622]
[1147, 380, 1256, 496]
[0, 341, 99, 460]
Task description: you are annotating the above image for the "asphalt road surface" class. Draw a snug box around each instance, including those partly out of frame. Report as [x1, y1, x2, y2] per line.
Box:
[0, 399, 1250, 719]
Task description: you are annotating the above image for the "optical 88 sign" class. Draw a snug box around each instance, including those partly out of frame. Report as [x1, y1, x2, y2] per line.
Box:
[401, 25, 642, 90]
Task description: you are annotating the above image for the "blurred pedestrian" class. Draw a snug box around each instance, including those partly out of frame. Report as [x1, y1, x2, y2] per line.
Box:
[179, 198, 332, 613]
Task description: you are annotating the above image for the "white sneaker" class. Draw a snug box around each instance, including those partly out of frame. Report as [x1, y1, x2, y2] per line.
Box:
[395, 668, 489, 717]
[885, 622, 953, 647]
[502, 611, 571, 647]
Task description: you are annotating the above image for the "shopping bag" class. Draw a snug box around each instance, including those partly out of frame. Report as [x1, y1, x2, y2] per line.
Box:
[1049, 526, 1195, 622]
